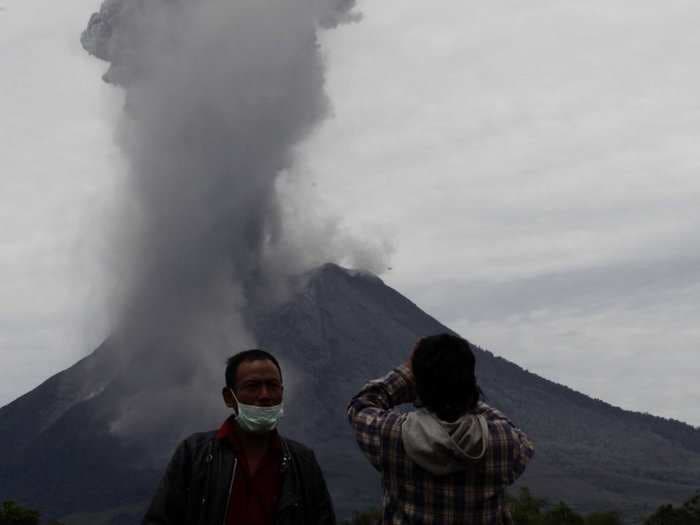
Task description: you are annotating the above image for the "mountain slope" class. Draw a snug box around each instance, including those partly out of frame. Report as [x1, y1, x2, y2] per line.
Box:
[1, 264, 699, 523]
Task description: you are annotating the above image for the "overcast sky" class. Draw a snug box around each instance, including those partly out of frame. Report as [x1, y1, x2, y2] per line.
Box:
[1, 0, 699, 427]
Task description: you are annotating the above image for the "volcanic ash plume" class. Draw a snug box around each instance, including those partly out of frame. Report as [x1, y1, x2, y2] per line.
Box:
[96, 0, 374, 438]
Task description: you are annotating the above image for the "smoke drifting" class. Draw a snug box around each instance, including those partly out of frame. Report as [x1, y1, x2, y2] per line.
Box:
[97, 0, 384, 438]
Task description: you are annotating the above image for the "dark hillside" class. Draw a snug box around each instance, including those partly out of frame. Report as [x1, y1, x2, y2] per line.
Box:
[1, 264, 698, 524]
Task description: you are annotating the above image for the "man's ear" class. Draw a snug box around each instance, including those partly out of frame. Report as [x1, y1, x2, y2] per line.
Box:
[222, 387, 237, 411]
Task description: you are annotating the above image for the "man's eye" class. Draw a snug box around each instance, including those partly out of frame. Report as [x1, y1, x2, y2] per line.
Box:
[240, 381, 282, 392]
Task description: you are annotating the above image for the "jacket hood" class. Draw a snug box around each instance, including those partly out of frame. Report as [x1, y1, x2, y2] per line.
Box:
[401, 408, 489, 475]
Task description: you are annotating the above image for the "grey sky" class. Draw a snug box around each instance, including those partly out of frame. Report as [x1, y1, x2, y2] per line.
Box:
[1, 0, 699, 426]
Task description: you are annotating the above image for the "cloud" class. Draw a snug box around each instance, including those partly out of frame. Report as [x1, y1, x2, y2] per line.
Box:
[2, 0, 700, 431]
[297, 0, 700, 425]
[411, 255, 700, 323]
[0, 0, 124, 407]
[454, 296, 700, 427]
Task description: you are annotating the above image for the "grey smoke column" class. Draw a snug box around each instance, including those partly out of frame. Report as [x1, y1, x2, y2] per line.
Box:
[96, 0, 359, 435]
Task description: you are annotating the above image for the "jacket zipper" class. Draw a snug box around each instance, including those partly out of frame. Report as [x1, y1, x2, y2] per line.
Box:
[221, 457, 238, 525]
[274, 441, 299, 523]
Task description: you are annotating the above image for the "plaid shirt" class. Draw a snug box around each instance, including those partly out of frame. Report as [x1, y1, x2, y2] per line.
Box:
[347, 365, 534, 524]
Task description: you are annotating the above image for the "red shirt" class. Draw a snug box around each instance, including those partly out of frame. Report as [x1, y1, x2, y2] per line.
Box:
[216, 417, 283, 525]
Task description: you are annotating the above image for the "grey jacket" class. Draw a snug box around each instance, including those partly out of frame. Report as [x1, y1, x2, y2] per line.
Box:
[142, 431, 336, 525]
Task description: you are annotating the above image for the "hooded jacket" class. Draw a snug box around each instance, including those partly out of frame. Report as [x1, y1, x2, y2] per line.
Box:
[348, 365, 534, 524]
[401, 409, 490, 476]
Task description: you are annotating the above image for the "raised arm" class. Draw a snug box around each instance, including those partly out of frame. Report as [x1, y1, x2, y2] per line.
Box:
[346, 363, 416, 470]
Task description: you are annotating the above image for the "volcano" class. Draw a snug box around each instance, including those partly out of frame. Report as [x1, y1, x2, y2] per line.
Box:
[1, 264, 699, 524]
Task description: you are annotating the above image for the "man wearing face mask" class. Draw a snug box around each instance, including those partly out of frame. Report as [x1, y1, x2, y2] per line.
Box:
[143, 349, 336, 525]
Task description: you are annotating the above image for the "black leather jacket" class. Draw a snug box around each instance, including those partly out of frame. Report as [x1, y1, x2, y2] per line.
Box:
[142, 431, 336, 525]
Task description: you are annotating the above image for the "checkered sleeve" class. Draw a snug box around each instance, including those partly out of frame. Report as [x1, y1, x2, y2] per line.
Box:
[346, 364, 417, 471]
[476, 402, 535, 486]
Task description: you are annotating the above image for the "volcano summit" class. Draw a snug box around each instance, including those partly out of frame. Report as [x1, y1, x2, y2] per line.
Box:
[1, 264, 699, 524]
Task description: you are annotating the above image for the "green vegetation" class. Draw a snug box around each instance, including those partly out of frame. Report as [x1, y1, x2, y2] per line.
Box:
[507, 487, 700, 525]
[343, 488, 700, 524]
[0, 501, 64, 525]
[0, 501, 40, 525]
[644, 492, 700, 525]
[4, 489, 700, 525]
[507, 487, 621, 525]
[509, 487, 700, 525]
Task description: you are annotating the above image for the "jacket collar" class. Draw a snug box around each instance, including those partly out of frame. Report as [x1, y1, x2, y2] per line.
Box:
[215, 415, 282, 452]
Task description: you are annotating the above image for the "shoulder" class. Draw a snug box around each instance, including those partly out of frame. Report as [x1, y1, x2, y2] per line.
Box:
[182, 430, 217, 447]
[174, 430, 218, 459]
[282, 437, 325, 472]
[161, 431, 217, 479]
[282, 436, 315, 459]
[280, 438, 330, 491]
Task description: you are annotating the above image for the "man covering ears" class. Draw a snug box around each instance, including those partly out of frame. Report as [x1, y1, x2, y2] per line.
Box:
[143, 349, 336, 525]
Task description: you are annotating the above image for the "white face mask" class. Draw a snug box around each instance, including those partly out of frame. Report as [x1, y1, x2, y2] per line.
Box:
[230, 390, 284, 434]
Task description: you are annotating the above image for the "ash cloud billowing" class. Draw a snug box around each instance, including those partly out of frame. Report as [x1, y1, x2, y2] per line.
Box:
[90, 0, 386, 438]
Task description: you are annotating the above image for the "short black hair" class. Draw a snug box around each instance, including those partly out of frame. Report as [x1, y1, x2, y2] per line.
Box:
[225, 349, 282, 389]
[411, 333, 480, 421]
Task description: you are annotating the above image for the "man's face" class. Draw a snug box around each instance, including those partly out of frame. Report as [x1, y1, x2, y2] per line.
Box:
[230, 358, 284, 408]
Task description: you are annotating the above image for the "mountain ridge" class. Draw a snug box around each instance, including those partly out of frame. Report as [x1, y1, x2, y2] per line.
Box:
[1, 264, 699, 523]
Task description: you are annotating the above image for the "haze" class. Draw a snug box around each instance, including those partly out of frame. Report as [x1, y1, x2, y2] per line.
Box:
[1, 0, 699, 427]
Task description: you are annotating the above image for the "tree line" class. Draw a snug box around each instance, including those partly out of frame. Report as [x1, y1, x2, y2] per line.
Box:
[0, 501, 61, 525]
[342, 488, 700, 525]
[2, 488, 699, 524]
